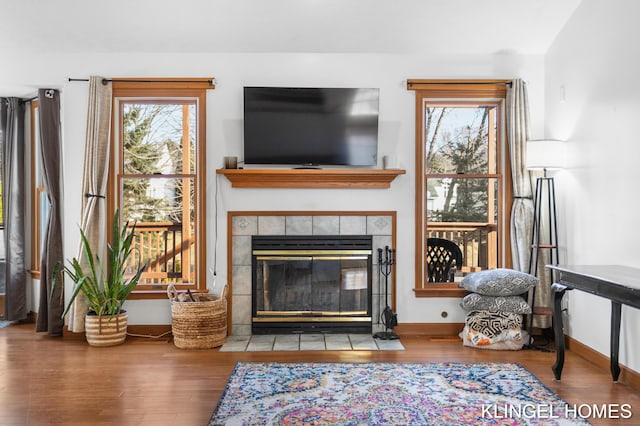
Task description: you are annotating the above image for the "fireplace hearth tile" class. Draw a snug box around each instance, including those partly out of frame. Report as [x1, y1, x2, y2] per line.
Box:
[325, 334, 353, 350]
[374, 338, 405, 351]
[218, 335, 250, 352]
[349, 334, 379, 350]
[246, 335, 275, 351]
[218, 332, 405, 352]
[274, 334, 301, 351]
[300, 334, 326, 351]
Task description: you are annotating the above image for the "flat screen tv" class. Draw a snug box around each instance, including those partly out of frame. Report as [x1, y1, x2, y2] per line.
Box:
[243, 87, 379, 167]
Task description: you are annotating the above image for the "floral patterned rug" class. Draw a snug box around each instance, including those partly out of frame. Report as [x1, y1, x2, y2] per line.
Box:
[210, 362, 590, 425]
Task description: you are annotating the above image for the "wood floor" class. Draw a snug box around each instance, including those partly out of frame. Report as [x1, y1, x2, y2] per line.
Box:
[1, 322, 639, 425]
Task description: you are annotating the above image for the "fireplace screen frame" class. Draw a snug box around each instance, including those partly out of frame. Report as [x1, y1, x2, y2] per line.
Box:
[251, 235, 373, 334]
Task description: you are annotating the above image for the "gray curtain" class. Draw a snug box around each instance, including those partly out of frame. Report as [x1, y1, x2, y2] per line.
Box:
[36, 89, 64, 335]
[506, 79, 534, 272]
[67, 76, 112, 332]
[506, 79, 551, 329]
[1, 98, 27, 321]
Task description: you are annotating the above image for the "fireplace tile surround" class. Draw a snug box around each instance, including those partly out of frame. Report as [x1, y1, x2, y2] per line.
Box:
[228, 212, 396, 336]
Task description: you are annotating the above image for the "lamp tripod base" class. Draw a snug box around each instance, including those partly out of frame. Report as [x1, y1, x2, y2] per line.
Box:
[373, 331, 399, 340]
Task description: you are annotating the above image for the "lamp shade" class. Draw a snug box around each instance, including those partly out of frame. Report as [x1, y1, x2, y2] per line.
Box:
[526, 139, 566, 170]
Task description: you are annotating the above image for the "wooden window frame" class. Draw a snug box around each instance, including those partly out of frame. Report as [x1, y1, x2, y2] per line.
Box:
[408, 80, 513, 297]
[30, 100, 44, 279]
[109, 78, 213, 299]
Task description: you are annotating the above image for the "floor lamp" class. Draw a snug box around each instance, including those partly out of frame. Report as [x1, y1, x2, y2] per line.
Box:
[526, 139, 566, 346]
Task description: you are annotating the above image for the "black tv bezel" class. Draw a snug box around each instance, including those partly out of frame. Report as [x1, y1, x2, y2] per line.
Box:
[242, 86, 380, 167]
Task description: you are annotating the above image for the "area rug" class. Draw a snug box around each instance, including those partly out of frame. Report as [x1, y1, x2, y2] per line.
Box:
[210, 362, 591, 425]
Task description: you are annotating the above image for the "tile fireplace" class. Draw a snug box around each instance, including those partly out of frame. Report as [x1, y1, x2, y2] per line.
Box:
[228, 212, 395, 336]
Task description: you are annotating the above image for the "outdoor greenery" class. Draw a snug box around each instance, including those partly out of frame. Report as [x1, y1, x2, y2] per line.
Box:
[122, 103, 195, 224]
[122, 104, 165, 221]
[425, 106, 493, 223]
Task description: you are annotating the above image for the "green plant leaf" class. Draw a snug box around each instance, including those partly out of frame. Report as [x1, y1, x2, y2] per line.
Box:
[54, 208, 147, 322]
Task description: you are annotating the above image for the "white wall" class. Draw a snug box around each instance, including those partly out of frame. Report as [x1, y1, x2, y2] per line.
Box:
[5, 50, 545, 327]
[545, 0, 640, 373]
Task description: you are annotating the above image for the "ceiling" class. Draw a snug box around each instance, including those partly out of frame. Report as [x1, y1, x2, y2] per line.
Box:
[2, 0, 583, 55]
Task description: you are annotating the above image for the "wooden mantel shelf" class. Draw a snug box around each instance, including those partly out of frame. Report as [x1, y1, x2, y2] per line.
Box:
[216, 168, 406, 189]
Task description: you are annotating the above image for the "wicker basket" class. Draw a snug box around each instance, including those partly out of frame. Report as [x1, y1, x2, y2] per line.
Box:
[85, 312, 128, 347]
[170, 286, 227, 349]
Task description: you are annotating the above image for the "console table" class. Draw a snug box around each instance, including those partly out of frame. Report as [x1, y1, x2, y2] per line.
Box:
[547, 265, 640, 382]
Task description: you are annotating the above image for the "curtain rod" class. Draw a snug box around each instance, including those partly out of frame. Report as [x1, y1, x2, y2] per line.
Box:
[68, 78, 215, 85]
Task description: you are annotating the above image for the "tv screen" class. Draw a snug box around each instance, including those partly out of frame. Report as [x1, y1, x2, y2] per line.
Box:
[243, 87, 379, 166]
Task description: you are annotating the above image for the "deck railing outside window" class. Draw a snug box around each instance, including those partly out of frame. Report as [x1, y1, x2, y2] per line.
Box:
[128, 221, 195, 286]
[427, 222, 497, 278]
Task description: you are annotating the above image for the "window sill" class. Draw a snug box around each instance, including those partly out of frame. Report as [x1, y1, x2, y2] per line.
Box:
[129, 288, 209, 300]
[129, 291, 170, 300]
[414, 286, 469, 298]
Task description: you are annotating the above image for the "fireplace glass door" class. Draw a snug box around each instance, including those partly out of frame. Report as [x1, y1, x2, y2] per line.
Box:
[252, 235, 372, 334]
[255, 255, 369, 314]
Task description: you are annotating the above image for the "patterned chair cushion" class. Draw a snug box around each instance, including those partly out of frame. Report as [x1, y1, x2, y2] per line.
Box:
[460, 293, 532, 314]
[459, 268, 537, 296]
[465, 310, 523, 338]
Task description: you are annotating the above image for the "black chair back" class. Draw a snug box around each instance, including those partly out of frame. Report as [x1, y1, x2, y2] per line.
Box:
[426, 237, 463, 282]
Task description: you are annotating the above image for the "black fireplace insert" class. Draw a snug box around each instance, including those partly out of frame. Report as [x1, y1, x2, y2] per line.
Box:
[252, 235, 373, 334]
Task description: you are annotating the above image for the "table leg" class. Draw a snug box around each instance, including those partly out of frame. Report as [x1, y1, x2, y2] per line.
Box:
[611, 301, 622, 381]
[551, 283, 567, 380]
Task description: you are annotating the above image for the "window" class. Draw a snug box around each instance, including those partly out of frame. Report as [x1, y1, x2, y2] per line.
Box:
[110, 79, 212, 296]
[409, 80, 512, 297]
[30, 100, 50, 279]
[0, 108, 3, 310]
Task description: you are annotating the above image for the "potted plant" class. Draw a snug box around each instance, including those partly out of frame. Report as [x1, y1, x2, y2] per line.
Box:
[54, 209, 146, 347]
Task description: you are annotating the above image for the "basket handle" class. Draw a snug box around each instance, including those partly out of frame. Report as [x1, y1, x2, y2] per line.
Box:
[220, 284, 228, 300]
[167, 283, 178, 301]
